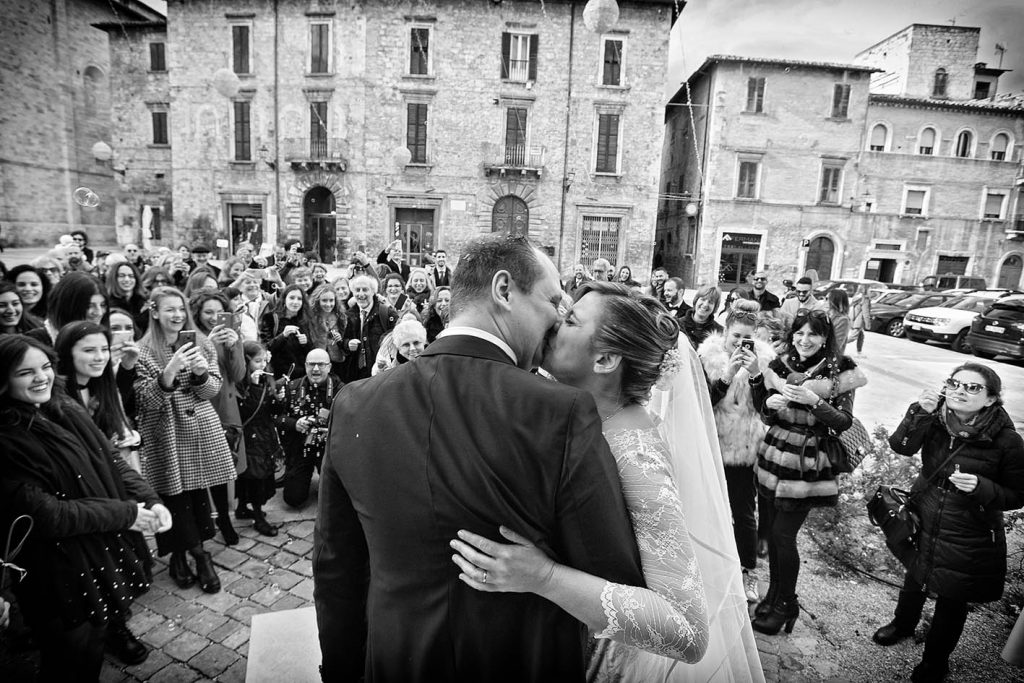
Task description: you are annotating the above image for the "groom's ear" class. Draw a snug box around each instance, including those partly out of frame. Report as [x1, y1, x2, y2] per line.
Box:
[491, 270, 513, 310]
[593, 352, 622, 375]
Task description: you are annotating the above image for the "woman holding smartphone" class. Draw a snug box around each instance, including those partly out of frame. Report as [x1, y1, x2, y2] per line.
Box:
[260, 283, 313, 379]
[135, 287, 237, 593]
[873, 363, 1024, 682]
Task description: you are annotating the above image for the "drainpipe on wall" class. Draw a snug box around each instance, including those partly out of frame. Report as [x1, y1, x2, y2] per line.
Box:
[556, 2, 576, 273]
[273, 0, 282, 242]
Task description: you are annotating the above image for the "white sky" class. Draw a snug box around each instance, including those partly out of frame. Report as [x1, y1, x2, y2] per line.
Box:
[668, 0, 1024, 97]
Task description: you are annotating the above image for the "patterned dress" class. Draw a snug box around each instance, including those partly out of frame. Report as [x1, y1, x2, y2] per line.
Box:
[587, 427, 709, 682]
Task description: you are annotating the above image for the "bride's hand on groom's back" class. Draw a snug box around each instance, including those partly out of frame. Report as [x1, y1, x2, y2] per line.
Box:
[450, 526, 555, 595]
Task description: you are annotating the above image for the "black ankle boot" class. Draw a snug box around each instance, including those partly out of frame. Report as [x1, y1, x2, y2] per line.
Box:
[105, 616, 149, 665]
[252, 510, 279, 537]
[217, 515, 239, 546]
[168, 551, 196, 589]
[235, 505, 254, 520]
[872, 619, 916, 646]
[752, 596, 799, 635]
[910, 659, 949, 682]
[191, 549, 221, 594]
[754, 583, 778, 619]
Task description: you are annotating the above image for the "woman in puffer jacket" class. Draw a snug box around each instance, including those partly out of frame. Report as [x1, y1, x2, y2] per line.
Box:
[873, 362, 1024, 682]
[698, 299, 774, 604]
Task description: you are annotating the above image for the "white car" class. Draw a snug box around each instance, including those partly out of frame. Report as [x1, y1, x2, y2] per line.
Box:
[903, 292, 1005, 353]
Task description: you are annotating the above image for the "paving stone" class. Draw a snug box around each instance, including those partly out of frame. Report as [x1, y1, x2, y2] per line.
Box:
[290, 577, 315, 601]
[289, 558, 313, 577]
[189, 643, 239, 678]
[256, 530, 294, 547]
[287, 520, 316, 539]
[269, 594, 306, 611]
[127, 607, 167, 636]
[193, 588, 243, 612]
[237, 559, 274, 579]
[211, 547, 250, 569]
[233, 536, 258, 552]
[220, 623, 251, 651]
[238, 641, 250, 658]
[246, 543, 278, 560]
[148, 662, 201, 683]
[146, 592, 189, 619]
[225, 577, 264, 598]
[141, 622, 186, 649]
[183, 608, 231, 637]
[284, 538, 313, 556]
[267, 550, 300, 570]
[162, 629, 209, 662]
[218, 656, 248, 683]
[267, 568, 303, 591]
[123, 648, 174, 680]
[250, 584, 287, 607]
[225, 600, 263, 623]
[100, 660, 129, 682]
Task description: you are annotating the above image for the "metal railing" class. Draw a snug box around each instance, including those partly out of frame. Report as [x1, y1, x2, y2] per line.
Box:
[507, 59, 529, 82]
[281, 137, 347, 162]
[502, 144, 544, 168]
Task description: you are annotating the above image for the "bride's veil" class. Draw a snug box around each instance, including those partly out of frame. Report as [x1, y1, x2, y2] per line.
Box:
[644, 338, 766, 682]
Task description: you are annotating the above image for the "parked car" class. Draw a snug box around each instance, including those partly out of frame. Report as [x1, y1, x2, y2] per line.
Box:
[904, 292, 1006, 353]
[812, 278, 885, 300]
[967, 295, 1024, 360]
[871, 291, 959, 337]
[940, 287, 1023, 297]
[921, 274, 988, 291]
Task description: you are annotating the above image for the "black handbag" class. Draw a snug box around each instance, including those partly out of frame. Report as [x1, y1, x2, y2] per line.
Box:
[824, 416, 871, 474]
[866, 444, 965, 569]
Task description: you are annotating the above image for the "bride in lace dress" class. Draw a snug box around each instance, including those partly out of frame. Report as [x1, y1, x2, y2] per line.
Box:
[451, 282, 764, 682]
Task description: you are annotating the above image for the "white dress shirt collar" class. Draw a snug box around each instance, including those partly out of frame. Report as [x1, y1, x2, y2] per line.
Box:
[438, 326, 518, 365]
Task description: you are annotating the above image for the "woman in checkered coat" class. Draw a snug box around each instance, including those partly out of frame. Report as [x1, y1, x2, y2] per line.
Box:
[135, 287, 236, 594]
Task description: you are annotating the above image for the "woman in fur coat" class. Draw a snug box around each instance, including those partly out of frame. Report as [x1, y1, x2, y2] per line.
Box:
[698, 299, 774, 605]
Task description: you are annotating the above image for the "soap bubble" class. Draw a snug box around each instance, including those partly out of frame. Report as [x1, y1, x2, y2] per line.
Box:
[73, 187, 100, 208]
[270, 583, 281, 596]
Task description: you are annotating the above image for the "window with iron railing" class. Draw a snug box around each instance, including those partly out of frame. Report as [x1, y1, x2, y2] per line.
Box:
[501, 33, 537, 82]
[504, 107, 528, 165]
[580, 215, 620, 265]
[310, 102, 328, 157]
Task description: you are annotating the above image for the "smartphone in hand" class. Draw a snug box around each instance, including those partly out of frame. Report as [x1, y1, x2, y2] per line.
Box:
[740, 339, 755, 352]
[173, 330, 196, 351]
[112, 330, 134, 346]
[215, 311, 238, 331]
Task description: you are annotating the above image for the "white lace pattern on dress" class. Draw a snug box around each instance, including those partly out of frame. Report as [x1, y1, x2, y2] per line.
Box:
[595, 427, 709, 663]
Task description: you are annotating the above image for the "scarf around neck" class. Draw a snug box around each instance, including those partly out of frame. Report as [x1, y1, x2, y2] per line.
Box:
[939, 402, 999, 442]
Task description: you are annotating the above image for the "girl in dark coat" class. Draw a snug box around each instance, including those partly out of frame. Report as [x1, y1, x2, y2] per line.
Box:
[0, 335, 171, 680]
[105, 261, 149, 334]
[236, 341, 283, 536]
[873, 363, 1024, 682]
[259, 283, 312, 380]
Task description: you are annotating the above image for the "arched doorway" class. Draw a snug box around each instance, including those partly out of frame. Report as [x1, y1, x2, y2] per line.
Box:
[492, 195, 528, 235]
[304, 187, 336, 263]
[805, 236, 835, 280]
[998, 254, 1023, 288]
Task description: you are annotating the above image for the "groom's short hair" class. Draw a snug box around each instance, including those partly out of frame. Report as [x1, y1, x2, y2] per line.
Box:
[450, 235, 543, 316]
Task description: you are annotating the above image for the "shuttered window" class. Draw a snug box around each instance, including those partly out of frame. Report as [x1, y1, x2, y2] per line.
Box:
[595, 113, 620, 173]
[904, 189, 926, 215]
[737, 161, 759, 198]
[602, 39, 622, 86]
[310, 102, 328, 157]
[984, 193, 1005, 219]
[991, 133, 1009, 161]
[232, 26, 249, 74]
[501, 33, 537, 82]
[410, 28, 429, 75]
[745, 77, 765, 113]
[407, 103, 428, 164]
[831, 84, 851, 118]
[819, 165, 842, 204]
[869, 124, 887, 151]
[150, 42, 166, 72]
[233, 101, 251, 161]
[152, 111, 168, 145]
[918, 128, 936, 155]
[311, 23, 330, 73]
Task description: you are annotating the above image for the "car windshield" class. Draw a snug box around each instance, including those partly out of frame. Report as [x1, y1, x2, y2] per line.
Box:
[940, 295, 994, 312]
[878, 292, 912, 305]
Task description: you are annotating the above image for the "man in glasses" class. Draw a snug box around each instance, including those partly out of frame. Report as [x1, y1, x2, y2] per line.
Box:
[781, 275, 827, 319]
[750, 270, 781, 312]
[277, 348, 342, 508]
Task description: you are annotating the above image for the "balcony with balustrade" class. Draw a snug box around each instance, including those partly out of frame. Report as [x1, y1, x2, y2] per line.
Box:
[483, 144, 545, 179]
[282, 137, 347, 171]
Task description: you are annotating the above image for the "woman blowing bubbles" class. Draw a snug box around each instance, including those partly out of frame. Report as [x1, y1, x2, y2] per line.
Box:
[873, 363, 1024, 682]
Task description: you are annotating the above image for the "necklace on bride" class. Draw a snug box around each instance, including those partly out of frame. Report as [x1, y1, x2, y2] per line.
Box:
[602, 404, 626, 422]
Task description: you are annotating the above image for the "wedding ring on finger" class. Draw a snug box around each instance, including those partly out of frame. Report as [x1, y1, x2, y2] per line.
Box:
[481, 570, 488, 584]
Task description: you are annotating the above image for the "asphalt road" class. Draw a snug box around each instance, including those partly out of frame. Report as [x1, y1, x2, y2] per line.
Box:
[853, 330, 1024, 435]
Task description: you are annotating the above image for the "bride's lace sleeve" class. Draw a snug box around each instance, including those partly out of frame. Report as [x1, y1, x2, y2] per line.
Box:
[597, 429, 710, 663]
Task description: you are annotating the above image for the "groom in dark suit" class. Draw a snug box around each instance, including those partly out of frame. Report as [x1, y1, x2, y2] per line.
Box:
[314, 235, 644, 682]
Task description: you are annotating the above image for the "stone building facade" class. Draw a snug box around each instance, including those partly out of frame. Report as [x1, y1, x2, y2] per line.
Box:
[658, 24, 1024, 291]
[0, 0, 162, 246]
[104, 0, 677, 273]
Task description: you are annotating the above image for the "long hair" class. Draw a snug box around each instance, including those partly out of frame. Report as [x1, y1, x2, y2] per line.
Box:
[104, 260, 146, 305]
[273, 284, 313, 331]
[574, 281, 680, 406]
[827, 288, 850, 315]
[54, 321, 130, 438]
[307, 284, 346, 347]
[422, 286, 451, 329]
[7, 265, 52, 318]
[139, 287, 200, 368]
[47, 271, 106, 329]
[786, 308, 839, 373]
[0, 335, 59, 416]
[184, 269, 221, 299]
[0, 281, 43, 334]
[189, 290, 233, 335]
[141, 266, 173, 293]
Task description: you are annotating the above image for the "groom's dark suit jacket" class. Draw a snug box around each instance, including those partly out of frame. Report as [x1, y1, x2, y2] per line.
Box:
[314, 334, 644, 682]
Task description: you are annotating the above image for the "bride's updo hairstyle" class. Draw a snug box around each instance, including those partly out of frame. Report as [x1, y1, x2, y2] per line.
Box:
[575, 280, 680, 405]
[725, 298, 761, 328]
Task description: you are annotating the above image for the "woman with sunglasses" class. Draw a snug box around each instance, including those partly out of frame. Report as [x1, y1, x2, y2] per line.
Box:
[750, 307, 865, 636]
[873, 363, 1024, 682]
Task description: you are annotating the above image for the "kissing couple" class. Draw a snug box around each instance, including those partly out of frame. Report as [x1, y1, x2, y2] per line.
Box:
[314, 235, 763, 682]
